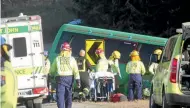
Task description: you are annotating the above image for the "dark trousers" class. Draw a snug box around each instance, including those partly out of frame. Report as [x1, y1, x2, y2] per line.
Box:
[79, 72, 90, 91]
[128, 74, 142, 101]
[56, 76, 73, 108]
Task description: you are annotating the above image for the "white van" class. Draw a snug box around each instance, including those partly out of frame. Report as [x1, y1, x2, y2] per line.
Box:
[1, 13, 48, 108]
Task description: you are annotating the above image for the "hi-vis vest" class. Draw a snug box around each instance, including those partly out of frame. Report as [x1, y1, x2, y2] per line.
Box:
[50, 56, 80, 80]
[126, 61, 146, 75]
[96, 58, 109, 72]
[1, 60, 18, 108]
[77, 57, 86, 72]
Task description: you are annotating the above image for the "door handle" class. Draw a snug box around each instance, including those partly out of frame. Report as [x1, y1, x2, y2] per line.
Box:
[42, 75, 47, 77]
[29, 53, 35, 56]
[30, 76, 37, 78]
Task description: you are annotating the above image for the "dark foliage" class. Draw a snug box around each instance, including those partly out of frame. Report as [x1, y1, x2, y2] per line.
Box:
[72, 0, 190, 37]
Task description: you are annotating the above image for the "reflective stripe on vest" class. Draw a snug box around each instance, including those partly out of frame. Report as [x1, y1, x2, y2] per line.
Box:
[78, 59, 86, 72]
[56, 56, 73, 76]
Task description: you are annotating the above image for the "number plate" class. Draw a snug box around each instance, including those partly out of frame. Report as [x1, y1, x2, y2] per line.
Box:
[18, 89, 32, 96]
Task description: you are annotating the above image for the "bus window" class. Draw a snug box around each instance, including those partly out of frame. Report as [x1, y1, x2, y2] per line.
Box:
[55, 31, 102, 57]
[139, 44, 160, 67]
[105, 39, 136, 63]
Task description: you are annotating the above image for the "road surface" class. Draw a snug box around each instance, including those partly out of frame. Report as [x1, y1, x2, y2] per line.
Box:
[17, 100, 149, 108]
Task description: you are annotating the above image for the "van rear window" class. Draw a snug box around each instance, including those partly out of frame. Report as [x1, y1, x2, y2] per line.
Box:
[13, 37, 27, 57]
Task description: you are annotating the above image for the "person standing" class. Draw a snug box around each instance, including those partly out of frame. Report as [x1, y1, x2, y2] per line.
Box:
[95, 48, 109, 72]
[108, 50, 121, 92]
[0, 36, 18, 108]
[126, 50, 146, 101]
[149, 49, 162, 75]
[77, 49, 92, 101]
[50, 42, 80, 108]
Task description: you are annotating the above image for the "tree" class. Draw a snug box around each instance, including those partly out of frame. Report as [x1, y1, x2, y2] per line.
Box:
[72, 0, 187, 37]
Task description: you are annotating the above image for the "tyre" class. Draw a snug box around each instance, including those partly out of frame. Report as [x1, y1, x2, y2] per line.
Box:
[25, 100, 34, 108]
[34, 103, 42, 108]
[149, 87, 161, 108]
[162, 92, 180, 108]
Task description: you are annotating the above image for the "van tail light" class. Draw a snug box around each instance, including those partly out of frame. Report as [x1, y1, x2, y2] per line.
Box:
[1, 75, 6, 86]
[170, 58, 178, 83]
[32, 87, 48, 94]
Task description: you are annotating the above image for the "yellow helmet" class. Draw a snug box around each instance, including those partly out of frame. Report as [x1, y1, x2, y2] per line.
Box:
[154, 49, 162, 55]
[112, 50, 121, 59]
[130, 50, 139, 56]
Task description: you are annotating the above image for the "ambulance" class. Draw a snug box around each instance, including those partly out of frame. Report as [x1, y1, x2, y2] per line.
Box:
[0, 13, 48, 108]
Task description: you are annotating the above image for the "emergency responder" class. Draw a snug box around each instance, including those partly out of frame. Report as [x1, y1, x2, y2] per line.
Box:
[44, 51, 50, 75]
[95, 48, 109, 72]
[0, 36, 18, 108]
[126, 50, 146, 101]
[77, 49, 92, 101]
[108, 50, 121, 92]
[50, 42, 80, 108]
[149, 49, 162, 75]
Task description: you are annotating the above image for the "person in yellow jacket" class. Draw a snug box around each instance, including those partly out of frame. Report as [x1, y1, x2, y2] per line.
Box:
[1, 36, 18, 108]
[149, 49, 162, 75]
[126, 50, 146, 101]
[50, 42, 80, 108]
[44, 51, 50, 75]
[108, 50, 121, 92]
[95, 48, 109, 72]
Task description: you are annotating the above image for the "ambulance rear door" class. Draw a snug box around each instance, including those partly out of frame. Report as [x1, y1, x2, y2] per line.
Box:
[2, 22, 35, 90]
[29, 19, 47, 89]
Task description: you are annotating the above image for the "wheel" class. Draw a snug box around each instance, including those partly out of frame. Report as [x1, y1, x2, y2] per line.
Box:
[25, 100, 34, 108]
[33, 98, 43, 108]
[34, 103, 42, 108]
[149, 87, 161, 108]
[162, 92, 180, 108]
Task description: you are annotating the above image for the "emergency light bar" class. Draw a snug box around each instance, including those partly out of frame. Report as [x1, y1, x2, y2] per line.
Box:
[1, 13, 41, 24]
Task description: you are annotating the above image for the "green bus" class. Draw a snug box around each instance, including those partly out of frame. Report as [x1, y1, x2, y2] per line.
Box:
[49, 24, 168, 95]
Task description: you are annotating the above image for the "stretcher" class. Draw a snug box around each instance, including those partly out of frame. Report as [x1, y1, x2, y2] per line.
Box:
[89, 71, 115, 101]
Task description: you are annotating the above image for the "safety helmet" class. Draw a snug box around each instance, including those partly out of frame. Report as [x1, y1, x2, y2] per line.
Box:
[154, 49, 162, 55]
[60, 42, 71, 51]
[44, 51, 48, 56]
[129, 50, 139, 56]
[95, 48, 104, 55]
[0, 36, 6, 45]
[112, 50, 121, 59]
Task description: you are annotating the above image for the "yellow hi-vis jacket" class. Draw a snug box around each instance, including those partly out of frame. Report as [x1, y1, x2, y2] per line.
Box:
[126, 61, 146, 75]
[149, 62, 158, 75]
[108, 59, 120, 75]
[44, 56, 50, 75]
[1, 60, 18, 108]
[50, 55, 80, 80]
[96, 58, 109, 72]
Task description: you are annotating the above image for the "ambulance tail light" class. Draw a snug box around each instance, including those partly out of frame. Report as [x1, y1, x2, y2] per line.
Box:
[32, 87, 48, 94]
[170, 58, 178, 83]
[30, 16, 41, 21]
[1, 75, 6, 86]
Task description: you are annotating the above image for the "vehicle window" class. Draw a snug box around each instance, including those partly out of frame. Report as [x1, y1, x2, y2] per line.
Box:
[162, 37, 177, 62]
[105, 39, 136, 63]
[13, 37, 27, 57]
[55, 32, 102, 57]
[140, 44, 160, 67]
